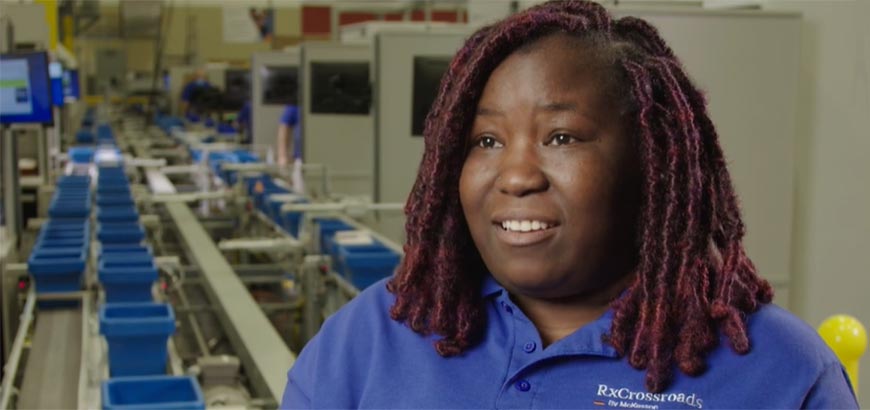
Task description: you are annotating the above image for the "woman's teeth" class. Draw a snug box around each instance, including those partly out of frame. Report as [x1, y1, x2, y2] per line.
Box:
[500, 220, 550, 232]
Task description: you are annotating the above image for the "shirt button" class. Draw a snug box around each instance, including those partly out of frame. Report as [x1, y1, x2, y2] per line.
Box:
[515, 380, 531, 392]
[502, 303, 513, 314]
[523, 341, 536, 353]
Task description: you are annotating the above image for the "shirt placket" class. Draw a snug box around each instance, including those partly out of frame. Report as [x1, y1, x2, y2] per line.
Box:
[494, 296, 547, 409]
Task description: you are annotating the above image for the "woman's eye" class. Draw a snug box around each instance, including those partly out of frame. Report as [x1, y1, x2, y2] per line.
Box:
[476, 136, 502, 149]
[548, 133, 578, 146]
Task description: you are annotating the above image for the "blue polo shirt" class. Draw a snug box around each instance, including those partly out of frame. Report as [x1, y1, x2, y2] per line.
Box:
[181, 80, 211, 102]
[281, 276, 858, 409]
[280, 105, 302, 159]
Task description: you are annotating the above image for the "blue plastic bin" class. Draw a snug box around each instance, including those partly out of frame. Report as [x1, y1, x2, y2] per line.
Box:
[28, 247, 87, 273]
[57, 174, 91, 186]
[98, 206, 139, 223]
[336, 246, 400, 289]
[100, 252, 154, 268]
[36, 238, 87, 248]
[69, 145, 96, 162]
[100, 303, 176, 377]
[97, 187, 131, 196]
[41, 226, 89, 235]
[99, 263, 157, 303]
[97, 194, 135, 207]
[102, 244, 151, 254]
[102, 376, 205, 410]
[316, 219, 354, 254]
[330, 240, 390, 277]
[43, 220, 89, 231]
[98, 223, 145, 243]
[49, 200, 91, 218]
[27, 248, 86, 293]
[75, 130, 95, 144]
[39, 231, 87, 242]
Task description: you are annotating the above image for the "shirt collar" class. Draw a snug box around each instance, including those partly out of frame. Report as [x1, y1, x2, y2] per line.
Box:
[481, 273, 504, 298]
[480, 273, 623, 358]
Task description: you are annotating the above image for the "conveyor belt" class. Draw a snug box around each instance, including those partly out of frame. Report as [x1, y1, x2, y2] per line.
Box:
[17, 308, 82, 409]
[165, 202, 295, 402]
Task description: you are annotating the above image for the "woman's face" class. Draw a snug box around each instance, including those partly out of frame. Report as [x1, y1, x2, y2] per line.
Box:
[459, 34, 640, 301]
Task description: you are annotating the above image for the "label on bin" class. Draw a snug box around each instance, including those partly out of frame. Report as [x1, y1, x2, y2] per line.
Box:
[334, 230, 375, 246]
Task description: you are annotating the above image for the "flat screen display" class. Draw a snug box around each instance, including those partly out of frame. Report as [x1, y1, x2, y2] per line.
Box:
[63, 69, 81, 102]
[260, 65, 297, 106]
[0, 51, 54, 124]
[310, 62, 371, 115]
[411, 56, 450, 136]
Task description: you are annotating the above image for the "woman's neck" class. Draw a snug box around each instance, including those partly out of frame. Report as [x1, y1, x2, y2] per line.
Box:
[511, 273, 635, 347]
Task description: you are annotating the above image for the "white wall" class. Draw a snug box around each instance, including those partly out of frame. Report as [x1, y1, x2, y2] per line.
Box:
[760, 0, 870, 403]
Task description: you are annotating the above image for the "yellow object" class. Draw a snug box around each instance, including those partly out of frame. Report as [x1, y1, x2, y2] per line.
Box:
[818, 315, 867, 394]
[62, 15, 74, 50]
[34, 0, 59, 51]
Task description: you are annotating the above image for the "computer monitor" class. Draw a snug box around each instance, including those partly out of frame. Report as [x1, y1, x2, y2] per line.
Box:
[49, 61, 64, 107]
[63, 69, 81, 102]
[223, 69, 250, 111]
[0, 51, 53, 124]
[310, 62, 371, 115]
[261, 65, 298, 106]
[411, 56, 451, 136]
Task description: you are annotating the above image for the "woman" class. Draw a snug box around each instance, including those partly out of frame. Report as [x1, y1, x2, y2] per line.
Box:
[281, 1, 858, 408]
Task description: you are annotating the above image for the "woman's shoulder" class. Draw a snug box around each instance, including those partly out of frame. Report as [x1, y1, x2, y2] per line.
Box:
[322, 277, 397, 330]
[743, 303, 841, 369]
[309, 277, 412, 355]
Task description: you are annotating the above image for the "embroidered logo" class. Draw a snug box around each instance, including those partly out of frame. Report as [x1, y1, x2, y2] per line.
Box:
[595, 384, 704, 409]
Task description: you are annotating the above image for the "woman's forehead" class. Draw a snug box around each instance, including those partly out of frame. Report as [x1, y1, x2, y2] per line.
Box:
[480, 36, 615, 110]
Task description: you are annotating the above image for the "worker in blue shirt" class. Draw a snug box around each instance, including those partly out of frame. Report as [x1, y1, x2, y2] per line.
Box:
[179, 68, 211, 118]
[235, 101, 252, 143]
[281, 1, 859, 408]
[276, 104, 303, 192]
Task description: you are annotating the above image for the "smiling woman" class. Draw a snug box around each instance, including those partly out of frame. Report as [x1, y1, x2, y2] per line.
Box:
[460, 34, 642, 337]
[280, 1, 859, 408]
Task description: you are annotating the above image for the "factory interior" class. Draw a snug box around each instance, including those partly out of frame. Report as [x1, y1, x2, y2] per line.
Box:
[0, 0, 867, 408]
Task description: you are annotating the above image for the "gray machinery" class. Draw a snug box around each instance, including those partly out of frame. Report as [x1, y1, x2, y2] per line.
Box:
[373, 28, 472, 242]
[251, 49, 300, 152]
[300, 42, 374, 199]
[95, 48, 127, 94]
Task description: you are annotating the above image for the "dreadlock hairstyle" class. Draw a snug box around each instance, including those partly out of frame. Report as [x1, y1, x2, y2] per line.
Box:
[386, 0, 773, 393]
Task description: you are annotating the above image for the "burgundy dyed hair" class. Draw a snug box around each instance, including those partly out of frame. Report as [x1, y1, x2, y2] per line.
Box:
[386, 0, 772, 393]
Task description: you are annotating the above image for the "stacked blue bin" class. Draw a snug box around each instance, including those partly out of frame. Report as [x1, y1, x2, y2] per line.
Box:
[315, 219, 401, 289]
[69, 147, 96, 164]
[102, 376, 205, 410]
[92, 144, 200, 405]
[76, 128, 95, 144]
[95, 165, 155, 303]
[97, 123, 116, 145]
[99, 246, 157, 303]
[242, 174, 309, 236]
[96, 166, 145, 245]
[99, 303, 176, 377]
[267, 194, 308, 237]
[28, 175, 92, 299]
